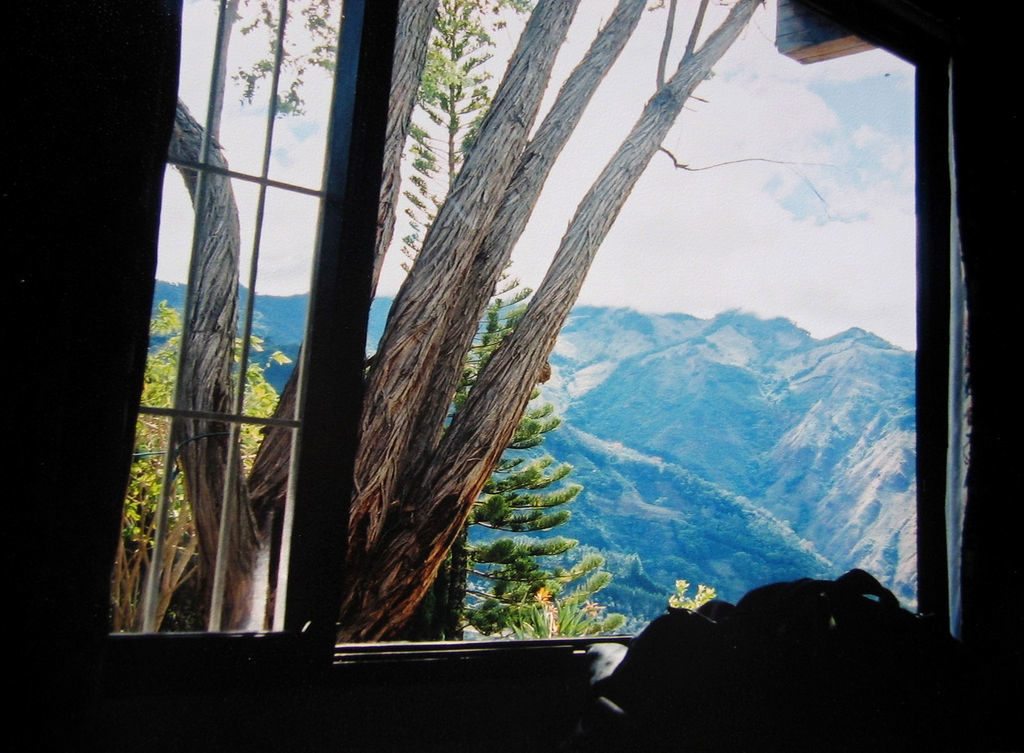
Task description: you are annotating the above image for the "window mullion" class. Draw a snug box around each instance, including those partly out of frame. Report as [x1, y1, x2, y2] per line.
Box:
[165, 157, 326, 197]
[140, 0, 240, 633]
[277, 0, 399, 646]
[914, 56, 953, 624]
[208, 0, 292, 633]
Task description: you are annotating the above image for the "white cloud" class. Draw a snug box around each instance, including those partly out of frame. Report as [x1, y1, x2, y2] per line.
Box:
[492, 2, 918, 350]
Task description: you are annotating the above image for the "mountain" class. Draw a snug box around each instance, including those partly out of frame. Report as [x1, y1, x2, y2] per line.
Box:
[152, 281, 391, 391]
[150, 283, 917, 618]
[542, 306, 916, 607]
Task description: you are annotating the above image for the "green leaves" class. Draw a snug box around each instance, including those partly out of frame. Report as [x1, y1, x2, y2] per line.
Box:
[232, 0, 341, 116]
[111, 301, 284, 631]
[668, 579, 718, 611]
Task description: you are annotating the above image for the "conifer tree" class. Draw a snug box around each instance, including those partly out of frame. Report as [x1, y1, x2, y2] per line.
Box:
[455, 293, 624, 638]
[412, 286, 625, 640]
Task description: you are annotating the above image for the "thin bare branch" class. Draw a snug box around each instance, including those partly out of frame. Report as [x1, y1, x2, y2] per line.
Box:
[658, 146, 832, 171]
[683, 0, 710, 62]
[656, 0, 678, 89]
[658, 146, 836, 215]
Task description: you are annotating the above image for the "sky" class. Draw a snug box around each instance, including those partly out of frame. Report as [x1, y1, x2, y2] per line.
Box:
[161, 0, 917, 350]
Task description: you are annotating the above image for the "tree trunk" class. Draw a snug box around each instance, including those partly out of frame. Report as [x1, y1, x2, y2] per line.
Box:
[336, 0, 758, 641]
[338, 0, 582, 639]
[169, 99, 260, 630]
[420, 0, 648, 498]
[248, 0, 442, 505]
[432, 0, 761, 524]
[245, 0, 443, 619]
[352, 0, 647, 640]
[373, 0, 440, 292]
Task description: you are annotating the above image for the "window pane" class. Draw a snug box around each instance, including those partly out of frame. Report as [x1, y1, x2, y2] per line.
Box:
[111, 416, 201, 632]
[111, 0, 338, 633]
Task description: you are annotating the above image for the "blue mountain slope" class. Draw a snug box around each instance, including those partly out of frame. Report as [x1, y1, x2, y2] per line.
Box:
[544, 306, 917, 607]
[149, 285, 918, 610]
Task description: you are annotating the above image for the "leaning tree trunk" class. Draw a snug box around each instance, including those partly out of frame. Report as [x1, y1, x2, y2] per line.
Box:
[427, 0, 762, 567]
[245, 0, 442, 620]
[337, 0, 759, 641]
[338, 0, 583, 639]
[343, 0, 648, 641]
[373, 0, 440, 292]
[169, 99, 260, 630]
[248, 0, 440, 524]
[420, 0, 648, 493]
[431, 0, 760, 518]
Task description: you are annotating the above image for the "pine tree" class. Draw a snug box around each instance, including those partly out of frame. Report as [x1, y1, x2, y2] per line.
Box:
[427, 287, 625, 639]
[400, 0, 521, 268]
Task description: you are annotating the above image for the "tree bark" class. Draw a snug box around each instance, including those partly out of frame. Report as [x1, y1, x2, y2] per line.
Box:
[246, 0, 443, 586]
[420, 0, 648, 496]
[433, 0, 761, 519]
[169, 99, 259, 630]
[338, 0, 582, 639]
[373, 0, 440, 293]
[335, 0, 759, 641]
[339, 0, 646, 639]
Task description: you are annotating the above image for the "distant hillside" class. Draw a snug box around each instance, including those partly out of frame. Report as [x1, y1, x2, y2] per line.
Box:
[543, 306, 916, 607]
[149, 283, 917, 620]
[152, 281, 390, 391]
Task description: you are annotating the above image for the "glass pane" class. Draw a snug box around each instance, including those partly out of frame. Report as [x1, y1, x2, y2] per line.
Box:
[112, 0, 334, 633]
[265, 3, 340, 189]
[239, 188, 317, 417]
[177, 0, 276, 179]
[111, 416, 201, 632]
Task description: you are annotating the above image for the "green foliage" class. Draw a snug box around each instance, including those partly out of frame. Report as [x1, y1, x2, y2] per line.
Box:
[110, 301, 286, 631]
[505, 579, 628, 639]
[239, 330, 291, 469]
[111, 303, 194, 631]
[401, 0, 534, 266]
[457, 293, 624, 638]
[234, 0, 341, 116]
[668, 579, 718, 611]
[474, 456, 579, 531]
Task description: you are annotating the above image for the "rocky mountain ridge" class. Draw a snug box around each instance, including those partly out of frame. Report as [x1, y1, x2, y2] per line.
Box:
[542, 305, 916, 608]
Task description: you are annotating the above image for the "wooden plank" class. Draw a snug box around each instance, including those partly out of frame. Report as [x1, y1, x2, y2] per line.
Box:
[776, 0, 875, 64]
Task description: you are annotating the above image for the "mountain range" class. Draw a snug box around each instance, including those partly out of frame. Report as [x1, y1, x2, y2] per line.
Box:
[541, 306, 916, 617]
[152, 282, 917, 624]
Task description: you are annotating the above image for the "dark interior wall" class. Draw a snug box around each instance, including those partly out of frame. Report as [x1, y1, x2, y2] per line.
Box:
[952, 1, 1023, 688]
[98, 637, 597, 752]
[10, 3, 181, 749]
[7, 1, 1021, 751]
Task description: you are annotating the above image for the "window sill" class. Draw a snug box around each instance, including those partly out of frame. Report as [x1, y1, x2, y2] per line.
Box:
[102, 631, 631, 696]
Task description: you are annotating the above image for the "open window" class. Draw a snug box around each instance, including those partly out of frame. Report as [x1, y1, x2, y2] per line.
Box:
[108, 0, 956, 657]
